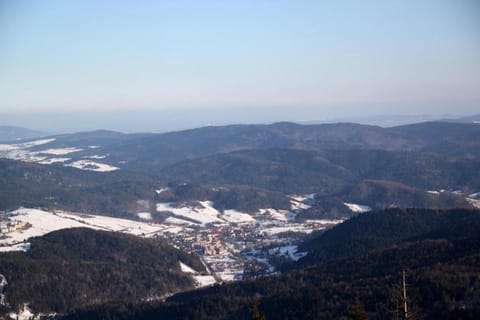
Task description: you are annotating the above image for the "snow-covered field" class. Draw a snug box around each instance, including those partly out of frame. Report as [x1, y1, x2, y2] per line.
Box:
[221, 210, 256, 224]
[65, 160, 119, 172]
[290, 194, 315, 211]
[0, 138, 119, 172]
[36, 147, 83, 155]
[260, 225, 319, 235]
[156, 201, 225, 225]
[258, 208, 291, 222]
[0, 208, 178, 251]
[156, 200, 321, 227]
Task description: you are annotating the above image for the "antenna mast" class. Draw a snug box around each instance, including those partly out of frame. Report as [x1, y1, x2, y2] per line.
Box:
[402, 269, 409, 320]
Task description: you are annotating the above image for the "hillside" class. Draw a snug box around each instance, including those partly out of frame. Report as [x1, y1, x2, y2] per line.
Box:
[155, 182, 291, 213]
[0, 158, 159, 217]
[159, 148, 480, 194]
[2, 143, 477, 220]
[60, 208, 480, 320]
[158, 148, 476, 213]
[0, 228, 204, 315]
[387, 122, 480, 158]
[299, 208, 480, 264]
[159, 148, 355, 195]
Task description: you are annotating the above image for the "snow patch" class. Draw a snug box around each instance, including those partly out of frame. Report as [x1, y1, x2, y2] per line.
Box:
[344, 202, 371, 213]
[289, 193, 315, 211]
[36, 147, 83, 155]
[193, 275, 216, 288]
[0, 242, 30, 252]
[468, 192, 480, 199]
[37, 158, 71, 164]
[156, 188, 169, 194]
[179, 262, 198, 274]
[156, 201, 223, 225]
[305, 219, 344, 225]
[82, 154, 108, 159]
[0, 144, 18, 151]
[17, 138, 56, 148]
[260, 225, 318, 235]
[258, 208, 290, 221]
[221, 210, 255, 224]
[268, 245, 307, 261]
[466, 198, 480, 209]
[8, 303, 36, 320]
[137, 212, 152, 220]
[66, 160, 119, 172]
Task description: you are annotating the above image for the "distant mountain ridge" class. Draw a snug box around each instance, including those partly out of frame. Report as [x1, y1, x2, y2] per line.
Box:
[0, 125, 48, 142]
[2, 121, 480, 173]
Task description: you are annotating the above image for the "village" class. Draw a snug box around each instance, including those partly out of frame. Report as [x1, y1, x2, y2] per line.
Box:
[154, 200, 344, 282]
[0, 195, 346, 284]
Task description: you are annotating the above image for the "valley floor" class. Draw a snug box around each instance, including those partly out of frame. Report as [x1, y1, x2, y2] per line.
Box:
[0, 195, 345, 288]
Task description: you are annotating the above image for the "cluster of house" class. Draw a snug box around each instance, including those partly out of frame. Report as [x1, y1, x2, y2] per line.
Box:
[0, 219, 28, 235]
[165, 228, 229, 256]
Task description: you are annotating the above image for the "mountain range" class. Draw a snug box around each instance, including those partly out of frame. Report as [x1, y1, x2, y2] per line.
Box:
[1, 119, 479, 319]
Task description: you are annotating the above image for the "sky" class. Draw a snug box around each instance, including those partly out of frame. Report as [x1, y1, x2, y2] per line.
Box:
[0, 0, 479, 131]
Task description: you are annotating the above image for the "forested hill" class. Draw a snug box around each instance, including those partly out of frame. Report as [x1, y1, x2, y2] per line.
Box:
[0, 158, 158, 216]
[0, 228, 204, 315]
[107, 121, 480, 171]
[3, 121, 480, 174]
[298, 207, 480, 266]
[59, 208, 480, 320]
[159, 148, 480, 194]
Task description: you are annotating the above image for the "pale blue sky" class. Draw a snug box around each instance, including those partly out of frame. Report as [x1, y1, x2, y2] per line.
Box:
[0, 0, 479, 123]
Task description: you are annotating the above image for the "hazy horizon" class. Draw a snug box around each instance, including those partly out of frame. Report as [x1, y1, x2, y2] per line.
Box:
[1, 0, 479, 126]
[0, 109, 477, 134]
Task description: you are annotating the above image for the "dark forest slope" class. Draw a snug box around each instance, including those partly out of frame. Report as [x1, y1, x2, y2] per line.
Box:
[60, 208, 480, 320]
[0, 228, 204, 314]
